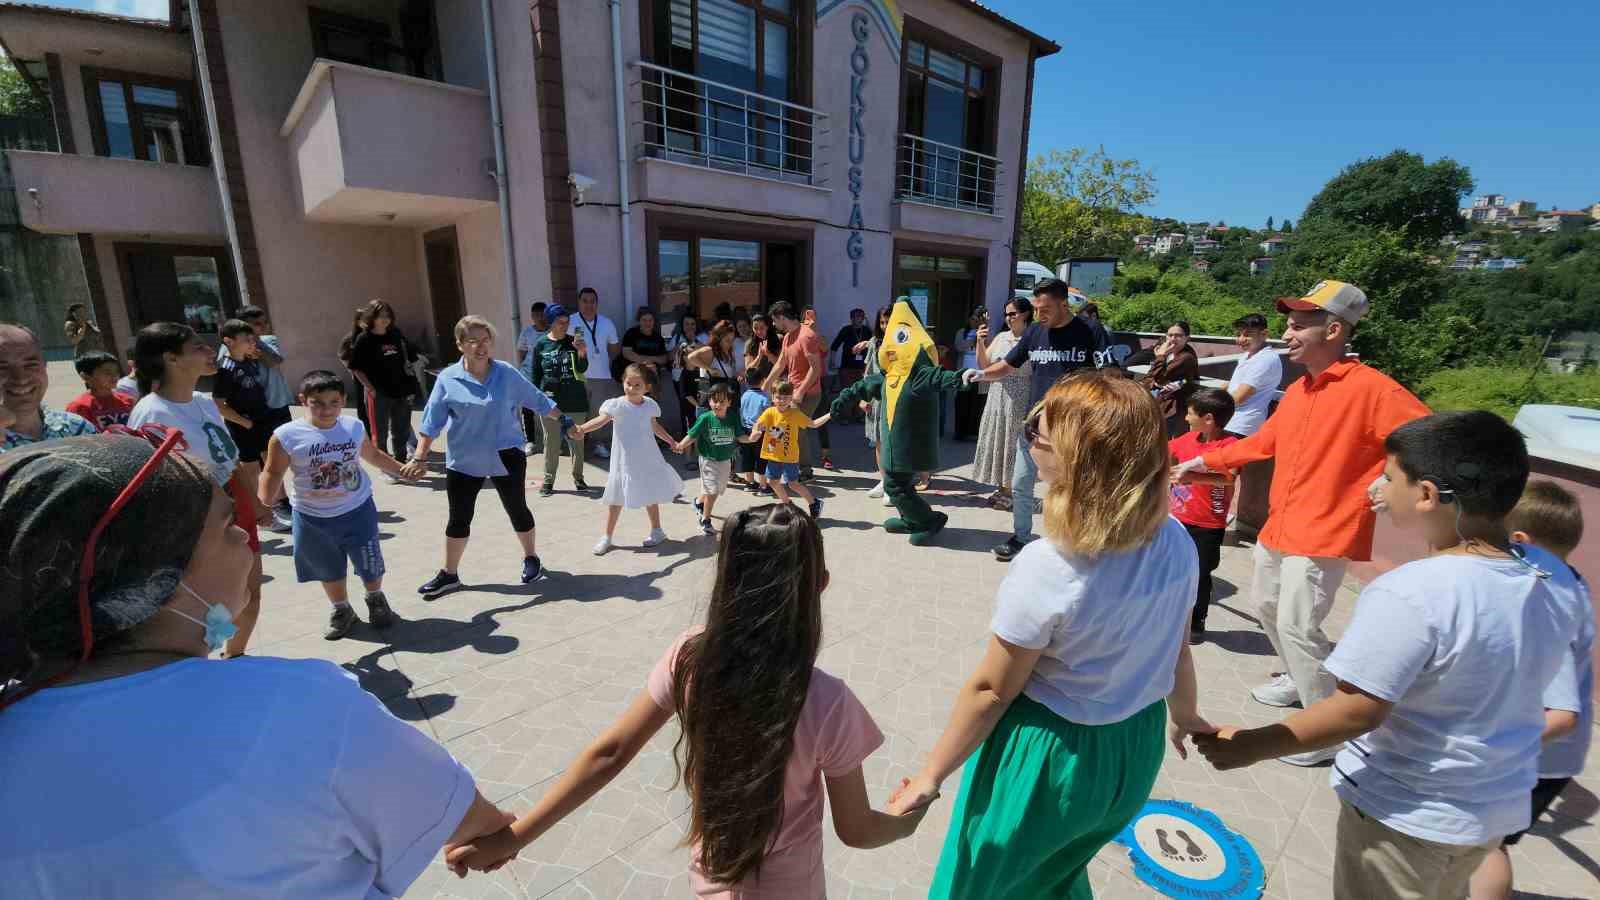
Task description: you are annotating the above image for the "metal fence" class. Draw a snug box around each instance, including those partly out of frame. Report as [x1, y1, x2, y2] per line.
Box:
[635, 61, 828, 187]
[895, 132, 1000, 214]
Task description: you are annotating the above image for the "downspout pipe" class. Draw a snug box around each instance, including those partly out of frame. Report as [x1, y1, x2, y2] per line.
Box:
[609, 0, 634, 316]
[185, 0, 251, 307]
[483, 0, 521, 337]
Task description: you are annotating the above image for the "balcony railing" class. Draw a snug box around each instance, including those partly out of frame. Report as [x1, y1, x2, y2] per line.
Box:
[895, 133, 1000, 215]
[635, 61, 828, 187]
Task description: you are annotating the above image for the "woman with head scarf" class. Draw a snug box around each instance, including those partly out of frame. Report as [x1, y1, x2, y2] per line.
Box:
[0, 432, 513, 897]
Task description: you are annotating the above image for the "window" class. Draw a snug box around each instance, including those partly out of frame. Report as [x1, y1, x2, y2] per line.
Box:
[643, 0, 810, 178]
[652, 233, 801, 321]
[84, 69, 205, 165]
[898, 31, 997, 211]
[308, 7, 438, 80]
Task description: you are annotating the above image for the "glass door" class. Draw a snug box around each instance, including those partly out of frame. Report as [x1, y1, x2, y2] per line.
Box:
[119, 244, 235, 340]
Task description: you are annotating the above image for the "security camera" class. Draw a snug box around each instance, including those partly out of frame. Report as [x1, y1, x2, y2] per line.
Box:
[568, 173, 596, 206]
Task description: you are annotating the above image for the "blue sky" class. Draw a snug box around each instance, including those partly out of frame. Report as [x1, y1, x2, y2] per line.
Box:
[36, 0, 1600, 226]
[990, 0, 1600, 225]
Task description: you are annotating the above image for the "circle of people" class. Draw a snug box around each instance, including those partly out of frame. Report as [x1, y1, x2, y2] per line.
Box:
[0, 276, 1590, 900]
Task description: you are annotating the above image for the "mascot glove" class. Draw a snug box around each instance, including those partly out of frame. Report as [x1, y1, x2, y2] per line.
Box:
[960, 368, 984, 385]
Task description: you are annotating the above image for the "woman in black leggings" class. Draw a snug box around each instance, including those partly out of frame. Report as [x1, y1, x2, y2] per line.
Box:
[401, 316, 573, 599]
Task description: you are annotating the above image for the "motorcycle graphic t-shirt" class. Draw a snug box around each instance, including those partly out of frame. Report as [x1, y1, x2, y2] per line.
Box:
[273, 416, 373, 518]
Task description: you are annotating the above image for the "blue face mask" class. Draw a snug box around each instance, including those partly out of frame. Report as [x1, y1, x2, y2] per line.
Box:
[166, 582, 238, 652]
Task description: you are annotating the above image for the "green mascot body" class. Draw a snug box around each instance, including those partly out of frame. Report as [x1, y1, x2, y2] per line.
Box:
[831, 301, 972, 545]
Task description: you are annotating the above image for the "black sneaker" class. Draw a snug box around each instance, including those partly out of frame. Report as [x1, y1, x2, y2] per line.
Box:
[693, 497, 703, 515]
[1189, 624, 1206, 645]
[324, 604, 359, 640]
[417, 569, 462, 600]
[521, 555, 544, 584]
[808, 499, 823, 519]
[700, 516, 715, 536]
[539, 479, 555, 497]
[365, 591, 397, 628]
[993, 537, 1026, 562]
[574, 478, 590, 492]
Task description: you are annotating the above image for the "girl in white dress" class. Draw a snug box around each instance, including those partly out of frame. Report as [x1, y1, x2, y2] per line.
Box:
[570, 363, 685, 554]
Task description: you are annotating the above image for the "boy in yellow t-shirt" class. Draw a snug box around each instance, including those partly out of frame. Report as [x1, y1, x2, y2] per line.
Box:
[743, 380, 831, 517]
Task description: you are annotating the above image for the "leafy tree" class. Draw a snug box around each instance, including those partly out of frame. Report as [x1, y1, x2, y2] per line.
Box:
[1265, 216, 1275, 232]
[1018, 147, 1156, 265]
[1419, 365, 1600, 420]
[1301, 150, 1473, 247]
[1281, 219, 1293, 233]
[0, 55, 50, 118]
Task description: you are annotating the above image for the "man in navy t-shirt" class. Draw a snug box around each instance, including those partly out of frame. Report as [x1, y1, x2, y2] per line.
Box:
[964, 278, 1102, 560]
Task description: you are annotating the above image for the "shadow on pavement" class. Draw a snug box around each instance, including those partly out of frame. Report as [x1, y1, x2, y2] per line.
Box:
[1206, 629, 1276, 657]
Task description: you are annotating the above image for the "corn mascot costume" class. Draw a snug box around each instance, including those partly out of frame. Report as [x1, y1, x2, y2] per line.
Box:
[831, 300, 974, 545]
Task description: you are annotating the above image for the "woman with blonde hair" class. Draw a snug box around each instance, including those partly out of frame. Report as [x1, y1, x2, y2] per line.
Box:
[889, 369, 1213, 899]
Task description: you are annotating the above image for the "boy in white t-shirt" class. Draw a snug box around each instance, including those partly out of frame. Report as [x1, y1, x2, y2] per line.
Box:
[1469, 479, 1592, 900]
[1196, 411, 1591, 900]
[259, 371, 415, 640]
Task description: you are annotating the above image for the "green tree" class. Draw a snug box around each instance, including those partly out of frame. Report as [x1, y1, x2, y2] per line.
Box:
[1265, 216, 1275, 232]
[0, 55, 50, 118]
[1281, 219, 1293, 233]
[1300, 150, 1473, 247]
[1018, 146, 1156, 265]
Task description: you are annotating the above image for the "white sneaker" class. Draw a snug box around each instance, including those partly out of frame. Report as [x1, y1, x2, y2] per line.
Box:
[592, 536, 613, 555]
[595, 444, 611, 459]
[1251, 673, 1301, 708]
[867, 481, 885, 499]
[1279, 746, 1340, 767]
[882, 493, 895, 507]
[642, 528, 667, 548]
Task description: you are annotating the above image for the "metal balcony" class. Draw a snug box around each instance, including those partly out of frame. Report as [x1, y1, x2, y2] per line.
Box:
[895, 133, 1000, 215]
[634, 61, 828, 187]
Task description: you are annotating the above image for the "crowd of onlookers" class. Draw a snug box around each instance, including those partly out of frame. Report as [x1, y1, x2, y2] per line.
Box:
[0, 276, 1592, 900]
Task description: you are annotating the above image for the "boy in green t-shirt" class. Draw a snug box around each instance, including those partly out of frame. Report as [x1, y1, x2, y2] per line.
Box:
[530, 304, 591, 496]
[676, 382, 741, 534]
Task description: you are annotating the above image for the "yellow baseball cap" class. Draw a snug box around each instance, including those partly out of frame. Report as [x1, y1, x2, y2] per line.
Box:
[1276, 280, 1369, 324]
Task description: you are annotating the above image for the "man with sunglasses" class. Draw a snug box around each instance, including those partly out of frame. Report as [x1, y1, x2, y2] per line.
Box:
[963, 279, 1103, 561]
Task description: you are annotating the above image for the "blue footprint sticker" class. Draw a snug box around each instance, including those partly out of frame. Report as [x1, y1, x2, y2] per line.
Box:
[1113, 799, 1265, 899]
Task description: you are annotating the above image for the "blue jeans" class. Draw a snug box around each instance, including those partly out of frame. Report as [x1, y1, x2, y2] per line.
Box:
[1011, 429, 1038, 541]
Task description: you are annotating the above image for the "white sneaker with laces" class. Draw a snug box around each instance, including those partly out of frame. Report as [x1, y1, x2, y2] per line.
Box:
[592, 536, 613, 555]
[867, 481, 885, 499]
[1279, 746, 1340, 767]
[642, 528, 667, 547]
[1251, 673, 1301, 708]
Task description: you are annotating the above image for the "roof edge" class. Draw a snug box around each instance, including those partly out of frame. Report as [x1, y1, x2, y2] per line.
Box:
[0, 1, 173, 31]
[955, 0, 1060, 56]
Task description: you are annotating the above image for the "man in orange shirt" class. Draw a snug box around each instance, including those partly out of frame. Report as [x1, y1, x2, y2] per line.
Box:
[764, 301, 827, 480]
[1175, 280, 1429, 765]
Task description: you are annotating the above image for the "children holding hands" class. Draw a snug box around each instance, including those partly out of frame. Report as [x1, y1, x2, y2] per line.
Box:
[570, 363, 685, 555]
[742, 380, 831, 518]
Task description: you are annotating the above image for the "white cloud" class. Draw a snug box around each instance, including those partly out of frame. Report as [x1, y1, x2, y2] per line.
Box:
[37, 1, 170, 22]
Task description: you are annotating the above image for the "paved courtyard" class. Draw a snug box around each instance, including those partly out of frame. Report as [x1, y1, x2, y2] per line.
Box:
[41, 366, 1600, 898]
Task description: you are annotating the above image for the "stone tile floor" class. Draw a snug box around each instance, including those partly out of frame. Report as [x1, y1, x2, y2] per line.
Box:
[39, 367, 1598, 898]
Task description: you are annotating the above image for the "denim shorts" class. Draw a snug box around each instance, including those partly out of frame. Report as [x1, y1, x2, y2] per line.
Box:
[292, 497, 384, 584]
[764, 460, 801, 483]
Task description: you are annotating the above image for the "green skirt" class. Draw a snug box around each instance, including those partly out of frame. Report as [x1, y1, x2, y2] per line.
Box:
[929, 695, 1166, 900]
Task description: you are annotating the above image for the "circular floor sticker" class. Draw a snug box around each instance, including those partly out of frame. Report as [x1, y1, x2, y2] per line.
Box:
[1113, 799, 1265, 899]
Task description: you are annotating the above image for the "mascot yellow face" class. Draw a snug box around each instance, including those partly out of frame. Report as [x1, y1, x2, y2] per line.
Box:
[879, 299, 938, 429]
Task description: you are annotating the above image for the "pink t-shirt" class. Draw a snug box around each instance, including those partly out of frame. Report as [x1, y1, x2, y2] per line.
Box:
[647, 630, 883, 898]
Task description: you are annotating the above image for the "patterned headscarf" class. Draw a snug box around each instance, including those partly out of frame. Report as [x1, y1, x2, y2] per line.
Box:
[0, 434, 213, 684]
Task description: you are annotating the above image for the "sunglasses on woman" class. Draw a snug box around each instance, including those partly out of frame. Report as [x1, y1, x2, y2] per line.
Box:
[1024, 411, 1048, 447]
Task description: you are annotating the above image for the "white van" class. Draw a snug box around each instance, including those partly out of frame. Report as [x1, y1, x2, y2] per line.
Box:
[1014, 261, 1053, 301]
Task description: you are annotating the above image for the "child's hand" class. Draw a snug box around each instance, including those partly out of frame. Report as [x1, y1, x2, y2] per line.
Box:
[1168, 713, 1218, 760]
[1192, 726, 1257, 771]
[887, 774, 939, 816]
[445, 825, 522, 876]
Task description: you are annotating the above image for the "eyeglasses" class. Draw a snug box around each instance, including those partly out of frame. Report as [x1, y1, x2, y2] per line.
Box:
[1023, 412, 1047, 447]
[0, 426, 186, 711]
[1004, 311, 1024, 319]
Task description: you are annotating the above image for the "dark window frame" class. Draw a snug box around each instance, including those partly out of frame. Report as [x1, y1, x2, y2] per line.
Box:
[644, 210, 812, 321]
[82, 66, 207, 166]
[113, 241, 239, 340]
[308, 7, 392, 68]
[897, 19, 1001, 154]
[640, 0, 811, 107]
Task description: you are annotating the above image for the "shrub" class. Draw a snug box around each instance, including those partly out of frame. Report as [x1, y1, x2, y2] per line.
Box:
[1417, 366, 1600, 421]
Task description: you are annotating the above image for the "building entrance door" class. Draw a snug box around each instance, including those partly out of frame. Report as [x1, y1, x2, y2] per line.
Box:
[424, 226, 466, 365]
[116, 243, 236, 341]
[893, 251, 981, 351]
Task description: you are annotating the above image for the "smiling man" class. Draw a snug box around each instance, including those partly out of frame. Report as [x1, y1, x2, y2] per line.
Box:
[1173, 282, 1429, 764]
[0, 323, 95, 452]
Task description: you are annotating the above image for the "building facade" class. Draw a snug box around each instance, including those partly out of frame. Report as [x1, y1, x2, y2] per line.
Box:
[0, 0, 1055, 379]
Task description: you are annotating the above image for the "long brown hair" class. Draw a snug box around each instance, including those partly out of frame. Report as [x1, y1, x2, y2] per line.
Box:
[1037, 370, 1169, 556]
[670, 503, 826, 885]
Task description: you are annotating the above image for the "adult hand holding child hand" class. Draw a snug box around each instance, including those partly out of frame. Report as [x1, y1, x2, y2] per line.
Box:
[887, 774, 940, 816]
